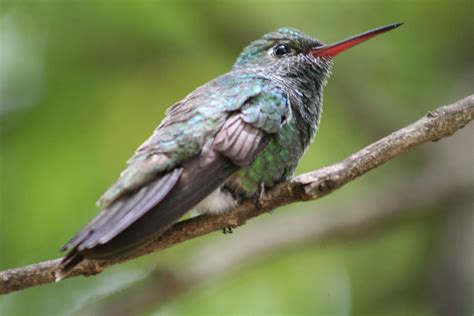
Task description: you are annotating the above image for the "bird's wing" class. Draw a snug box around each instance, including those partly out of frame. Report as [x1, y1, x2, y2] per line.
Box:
[58, 78, 289, 277]
[60, 168, 183, 253]
[214, 85, 290, 165]
[96, 75, 271, 208]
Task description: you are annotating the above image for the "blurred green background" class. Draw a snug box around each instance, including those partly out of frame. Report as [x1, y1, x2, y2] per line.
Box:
[1, 1, 473, 315]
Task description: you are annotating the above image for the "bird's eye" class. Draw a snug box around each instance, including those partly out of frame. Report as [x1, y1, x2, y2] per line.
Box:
[273, 44, 290, 56]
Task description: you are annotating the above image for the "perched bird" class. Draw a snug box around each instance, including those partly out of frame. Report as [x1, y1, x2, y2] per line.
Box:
[57, 23, 402, 280]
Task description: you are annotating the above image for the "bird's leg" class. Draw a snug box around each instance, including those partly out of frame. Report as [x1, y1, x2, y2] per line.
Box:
[252, 182, 265, 210]
[257, 183, 274, 214]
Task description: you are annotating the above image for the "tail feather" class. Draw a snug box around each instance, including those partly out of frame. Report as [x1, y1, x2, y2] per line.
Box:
[79, 168, 183, 250]
[57, 116, 270, 279]
[55, 252, 84, 282]
[57, 155, 237, 279]
[61, 168, 182, 253]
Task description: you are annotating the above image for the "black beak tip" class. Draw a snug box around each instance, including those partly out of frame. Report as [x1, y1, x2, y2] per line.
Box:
[392, 22, 404, 29]
[379, 22, 403, 34]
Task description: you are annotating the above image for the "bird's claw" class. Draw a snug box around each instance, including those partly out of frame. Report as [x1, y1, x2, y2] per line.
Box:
[253, 197, 263, 210]
[222, 227, 233, 234]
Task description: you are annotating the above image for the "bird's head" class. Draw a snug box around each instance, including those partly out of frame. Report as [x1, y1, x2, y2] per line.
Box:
[233, 23, 402, 83]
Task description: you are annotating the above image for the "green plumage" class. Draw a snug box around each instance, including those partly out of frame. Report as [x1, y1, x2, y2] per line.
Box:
[98, 75, 275, 207]
[59, 27, 334, 277]
[235, 118, 304, 192]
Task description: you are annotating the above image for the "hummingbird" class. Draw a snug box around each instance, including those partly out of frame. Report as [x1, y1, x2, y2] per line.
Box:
[57, 23, 402, 280]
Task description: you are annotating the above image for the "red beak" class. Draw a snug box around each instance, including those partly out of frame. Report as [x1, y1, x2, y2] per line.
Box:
[311, 23, 403, 58]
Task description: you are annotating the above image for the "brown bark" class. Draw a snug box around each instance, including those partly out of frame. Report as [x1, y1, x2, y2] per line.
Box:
[85, 128, 474, 316]
[0, 94, 473, 295]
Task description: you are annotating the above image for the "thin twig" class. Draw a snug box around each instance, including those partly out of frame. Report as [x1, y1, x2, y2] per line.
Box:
[0, 94, 473, 295]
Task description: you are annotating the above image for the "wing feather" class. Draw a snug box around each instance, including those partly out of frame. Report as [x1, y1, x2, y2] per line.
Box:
[214, 113, 269, 166]
[58, 82, 288, 279]
[61, 168, 182, 252]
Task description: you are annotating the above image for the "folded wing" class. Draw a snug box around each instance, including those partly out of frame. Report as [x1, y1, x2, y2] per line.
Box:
[57, 81, 289, 279]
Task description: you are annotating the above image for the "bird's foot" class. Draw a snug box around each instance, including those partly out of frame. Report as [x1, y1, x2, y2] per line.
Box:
[253, 182, 266, 209]
[222, 227, 234, 234]
[253, 197, 263, 210]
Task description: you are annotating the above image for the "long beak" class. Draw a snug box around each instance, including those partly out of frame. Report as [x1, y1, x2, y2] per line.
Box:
[311, 23, 403, 58]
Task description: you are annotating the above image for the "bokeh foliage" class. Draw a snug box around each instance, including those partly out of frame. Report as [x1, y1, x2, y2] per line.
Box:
[0, 1, 473, 315]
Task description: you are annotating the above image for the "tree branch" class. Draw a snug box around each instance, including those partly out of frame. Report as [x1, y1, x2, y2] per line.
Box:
[84, 133, 474, 316]
[1, 94, 473, 295]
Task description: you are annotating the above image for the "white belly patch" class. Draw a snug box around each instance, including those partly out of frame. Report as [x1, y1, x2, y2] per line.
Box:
[194, 187, 238, 215]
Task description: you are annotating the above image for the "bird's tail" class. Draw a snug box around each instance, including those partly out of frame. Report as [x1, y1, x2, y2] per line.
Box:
[56, 155, 237, 280]
[55, 252, 84, 282]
